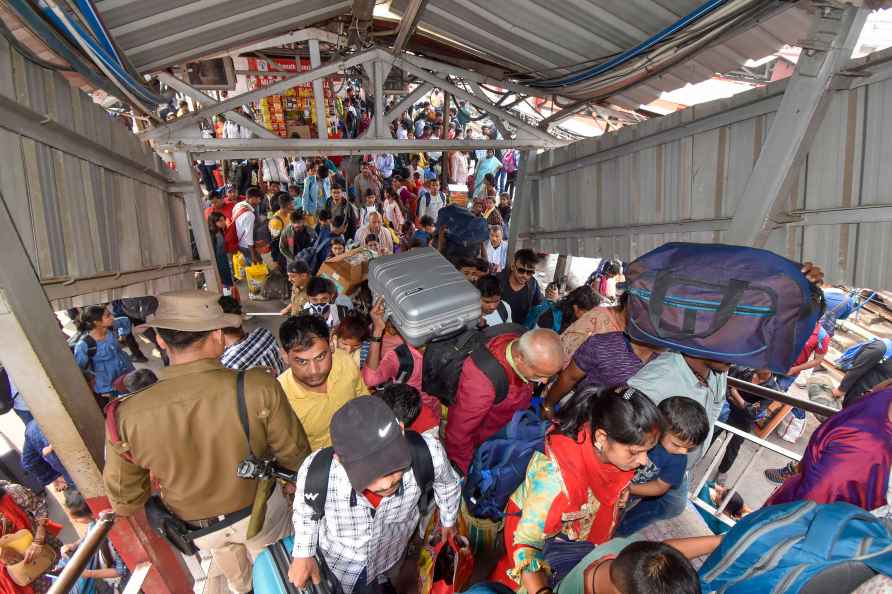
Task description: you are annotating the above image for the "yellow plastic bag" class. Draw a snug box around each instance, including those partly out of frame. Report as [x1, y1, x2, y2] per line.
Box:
[246, 263, 269, 300]
[232, 252, 246, 281]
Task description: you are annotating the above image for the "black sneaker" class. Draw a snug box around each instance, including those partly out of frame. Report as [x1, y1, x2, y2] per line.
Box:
[764, 461, 798, 484]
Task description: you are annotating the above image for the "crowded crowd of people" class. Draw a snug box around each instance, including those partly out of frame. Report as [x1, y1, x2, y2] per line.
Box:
[7, 181, 892, 594]
[3, 92, 890, 594]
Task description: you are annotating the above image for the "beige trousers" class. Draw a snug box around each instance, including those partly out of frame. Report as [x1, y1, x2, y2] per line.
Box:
[192, 485, 293, 593]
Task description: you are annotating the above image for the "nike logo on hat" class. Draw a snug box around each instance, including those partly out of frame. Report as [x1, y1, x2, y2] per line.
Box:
[378, 422, 392, 439]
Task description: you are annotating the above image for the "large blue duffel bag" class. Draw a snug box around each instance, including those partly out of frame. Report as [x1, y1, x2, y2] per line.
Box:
[699, 501, 892, 594]
[625, 242, 824, 372]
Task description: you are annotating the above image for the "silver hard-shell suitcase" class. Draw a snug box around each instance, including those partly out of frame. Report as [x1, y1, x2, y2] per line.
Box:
[367, 247, 481, 347]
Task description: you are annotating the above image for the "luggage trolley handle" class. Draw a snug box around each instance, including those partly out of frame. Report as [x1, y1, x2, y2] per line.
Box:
[648, 272, 749, 340]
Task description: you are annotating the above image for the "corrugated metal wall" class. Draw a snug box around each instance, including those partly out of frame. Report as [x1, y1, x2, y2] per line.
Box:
[0, 36, 197, 309]
[522, 49, 892, 288]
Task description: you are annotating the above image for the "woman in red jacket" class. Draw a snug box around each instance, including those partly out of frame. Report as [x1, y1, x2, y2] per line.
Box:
[491, 386, 664, 594]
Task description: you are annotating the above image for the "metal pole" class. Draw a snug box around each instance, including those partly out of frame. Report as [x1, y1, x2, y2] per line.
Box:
[725, 5, 869, 247]
[171, 141, 221, 292]
[506, 150, 537, 258]
[727, 376, 837, 418]
[48, 512, 117, 594]
[373, 59, 386, 139]
[308, 39, 328, 140]
[441, 89, 451, 189]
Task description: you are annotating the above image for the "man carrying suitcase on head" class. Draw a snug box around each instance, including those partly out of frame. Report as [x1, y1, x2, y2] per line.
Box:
[289, 397, 461, 594]
[103, 290, 311, 594]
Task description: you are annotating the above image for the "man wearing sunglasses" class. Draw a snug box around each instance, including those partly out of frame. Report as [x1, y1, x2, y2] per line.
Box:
[497, 249, 544, 324]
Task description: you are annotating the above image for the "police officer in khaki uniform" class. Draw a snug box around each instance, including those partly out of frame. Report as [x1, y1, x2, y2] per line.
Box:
[103, 290, 310, 594]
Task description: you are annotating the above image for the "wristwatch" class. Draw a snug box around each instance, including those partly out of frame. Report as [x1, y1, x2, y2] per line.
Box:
[369, 334, 383, 343]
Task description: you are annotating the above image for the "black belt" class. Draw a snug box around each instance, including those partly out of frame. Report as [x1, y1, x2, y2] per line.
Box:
[188, 505, 253, 539]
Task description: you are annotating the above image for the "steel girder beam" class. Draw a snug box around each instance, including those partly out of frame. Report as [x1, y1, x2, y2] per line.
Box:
[155, 72, 277, 139]
[41, 261, 211, 302]
[168, 129, 221, 292]
[309, 39, 329, 139]
[141, 49, 378, 140]
[384, 50, 561, 145]
[160, 138, 555, 161]
[0, 91, 171, 191]
[392, 0, 429, 55]
[204, 28, 341, 59]
[357, 83, 433, 139]
[470, 81, 513, 139]
[725, 5, 869, 247]
[506, 150, 537, 258]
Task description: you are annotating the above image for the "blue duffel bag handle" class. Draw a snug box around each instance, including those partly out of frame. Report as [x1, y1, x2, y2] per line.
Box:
[647, 272, 750, 340]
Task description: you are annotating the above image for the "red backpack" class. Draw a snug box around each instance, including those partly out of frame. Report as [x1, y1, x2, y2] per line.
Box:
[224, 204, 251, 254]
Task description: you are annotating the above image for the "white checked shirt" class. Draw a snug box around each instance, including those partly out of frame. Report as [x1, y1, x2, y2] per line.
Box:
[220, 328, 287, 375]
[291, 433, 461, 593]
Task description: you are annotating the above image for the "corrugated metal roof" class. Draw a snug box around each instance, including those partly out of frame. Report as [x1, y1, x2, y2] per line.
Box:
[92, 0, 810, 107]
[93, 0, 351, 72]
[388, 0, 811, 108]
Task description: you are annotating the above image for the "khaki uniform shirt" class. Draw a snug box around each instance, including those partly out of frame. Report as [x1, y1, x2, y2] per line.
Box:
[103, 358, 310, 521]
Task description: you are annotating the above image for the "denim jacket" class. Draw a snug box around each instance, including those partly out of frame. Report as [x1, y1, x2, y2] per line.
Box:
[74, 330, 133, 394]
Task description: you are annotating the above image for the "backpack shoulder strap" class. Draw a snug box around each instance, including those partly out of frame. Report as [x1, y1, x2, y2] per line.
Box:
[105, 396, 136, 464]
[235, 371, 252, 455]
[82, 334, 98, 358]
[497, 302, 508, 323]
[394, 344, 414, 383]
[471, 346, 510, 405]
[304, 448, 335, 521]
[405, 430, 434, 493]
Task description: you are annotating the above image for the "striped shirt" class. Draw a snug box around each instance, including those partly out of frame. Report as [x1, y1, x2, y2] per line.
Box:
[573, 331, 646, 392]
[221, 328, 287, 375]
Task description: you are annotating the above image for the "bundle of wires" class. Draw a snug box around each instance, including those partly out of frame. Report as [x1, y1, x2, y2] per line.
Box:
[522, 0, 788, 100]
[22, 0, 164, 112]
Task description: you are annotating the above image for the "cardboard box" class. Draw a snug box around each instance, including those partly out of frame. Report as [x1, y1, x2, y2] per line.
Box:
[318, 248, 374, 296]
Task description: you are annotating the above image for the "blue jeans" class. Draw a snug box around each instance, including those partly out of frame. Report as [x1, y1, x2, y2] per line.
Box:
[615, 473, 689, 536]
[495, 169, 507, 192]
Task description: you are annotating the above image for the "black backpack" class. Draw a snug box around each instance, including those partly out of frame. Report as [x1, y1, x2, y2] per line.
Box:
[394, 343, 414, 383]
[421, 324, 527, 407]
[302, 430, 434, 519]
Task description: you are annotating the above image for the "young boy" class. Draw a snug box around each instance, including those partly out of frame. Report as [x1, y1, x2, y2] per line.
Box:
[457, 256, 489, 283]
[412, 215, 436, 247]
[476, 274, 512, 328]
[375, 383, 440, 435]
[556, 538, 714, 594]
[280, 260, 310, 316]
[364, 233, 381, 256]
[618, 396, 710, 535]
